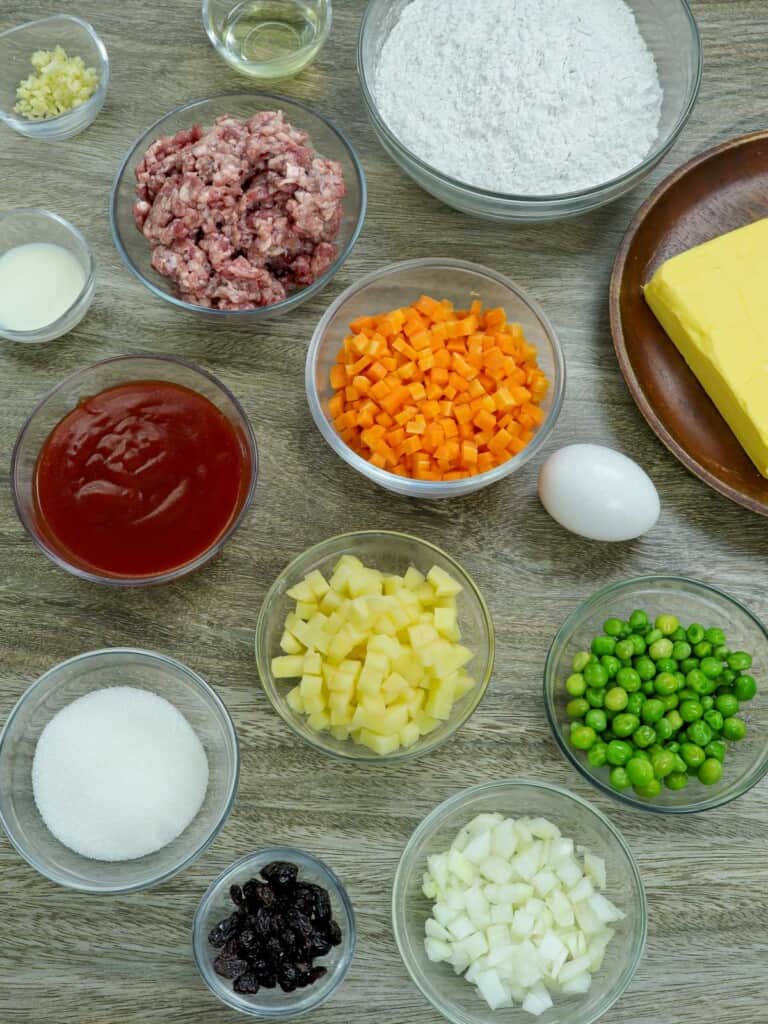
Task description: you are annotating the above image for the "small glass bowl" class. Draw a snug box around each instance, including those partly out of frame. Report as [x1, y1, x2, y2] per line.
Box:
[255, 530, 494, 762]
[0, 16, 109, 141]
[202, 0, 332, 80]
[0, 208, 96, 343]
[544, 576, 768, 814]
[11, 354, 258, 586]
[306, 259, 565, 499]
[110, 93, 366, 320]
[393, 779, 647, 1024]
[0, 648, 239, 893]
[193, 847, 355, 1017]
[358, 0, 701, 222]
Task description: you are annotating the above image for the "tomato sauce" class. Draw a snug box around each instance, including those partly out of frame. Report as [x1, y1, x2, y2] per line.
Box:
[34, 380, 252, 578]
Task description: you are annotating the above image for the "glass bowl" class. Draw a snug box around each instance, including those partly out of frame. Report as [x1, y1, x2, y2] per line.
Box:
[11, 353, 258, 586]
[393, 779, 647, 1024]
[358, 0, 702, 222]
[0, 648, 239, 893]
[254, 530, 494, 762]
[110, 92, 366, 319]
[202, 0, 332, 80]
[193, 847, 355, 1017]
[0, 208, 96, 343]
[544, 576, 768, 814]
[0, 15, 109, 141]
[305, 259, 565, 499]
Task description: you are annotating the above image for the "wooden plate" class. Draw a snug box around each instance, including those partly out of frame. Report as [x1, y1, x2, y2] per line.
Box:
[610, 130, 768, 517]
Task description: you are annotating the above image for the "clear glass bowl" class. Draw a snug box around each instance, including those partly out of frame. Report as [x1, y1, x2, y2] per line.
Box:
[306, 259, 565, 499]
[358, 0, 702, 222]
[110, 93, 366, 319]
[0, 208, 96, 343]
[393, 780, 647, 1024]
[193, 847, 355, 1017]
[0, 15, 109, 141]
[202, 0, 332, 80]
[254, 530, 494, 762]
[544, 576, 768, 814]
[11, 354, 258, 586]
[0, 648, 239, 893]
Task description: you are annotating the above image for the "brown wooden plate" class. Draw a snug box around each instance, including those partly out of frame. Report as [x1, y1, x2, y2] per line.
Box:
[610, 129, 768, 517]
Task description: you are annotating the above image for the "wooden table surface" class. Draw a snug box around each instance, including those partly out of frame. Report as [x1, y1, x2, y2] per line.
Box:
[1, 1, 767, 1021]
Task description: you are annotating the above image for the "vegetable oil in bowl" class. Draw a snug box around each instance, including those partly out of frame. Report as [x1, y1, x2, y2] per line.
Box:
[204, 0, 331, 80]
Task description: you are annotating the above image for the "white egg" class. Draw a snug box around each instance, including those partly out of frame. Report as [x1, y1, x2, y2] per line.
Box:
[538, 444, 660, 542]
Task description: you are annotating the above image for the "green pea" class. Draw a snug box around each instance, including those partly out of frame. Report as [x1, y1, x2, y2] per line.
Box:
[703, 709, 724, 733]
[612, 713, 640, 738]
[626, 757, 655, 787]
[714, 644, 730, 661]
[721, 670, 737, 685]
[694, 640, 713, 659]
[698, 657, 723, 681]
[659, 694, 679, 711]
[655, 657, 678, 675]
[698, 758, 723, 786]
[672, 626, 688, 642]
[647, 742, 664, 757]
[672, 753, 688, 774]
[607, 740, 633, 766]
[646, 628, 663, 646]
[633, 748, 652, 762]
[654, 673, 678, 697]
[722, 717, 747, 742]
[634, 657, 657, 682]
[586, 687, 605, 708]
[705, 627, 726, 647]
[604, 687, 629, 712]
[715, 693, 739, 718]
[641, 698, 664, 724]
[570, 724, 598, 750]
[734, 675, 757, 702]
[687, 623, 705, 644]
[677, 688, 698, 702]
[680, 657, 700, 674]
[633, 725, 656, 749]
[665, 709, 684, 733]
[642, 681, 656, 695]
[609, 766, 631, 790]
[666, 771, 688, 791]
[592, 635, 616, 657]
[687, 720, 713, 747]
[617, 667, 641, 692]
[649, 638, 673, 661]
[667, 741, 680, 753]
[652, 750, 676, 778]
[567, 698, 589, 719]
[584, 662, 608, 688]
[614, 639, 636, 662]
[626, 693, 645, 716]
[572, 651, 592, 672]
[601, 655, 621, 679]
[705, 740, 726, 762]
[680, 700, 704, 723]
[680, 742, 706, 769]
[629, 610, 649, 631]
[655, 614, 679, 636]
[634, 779, 663, 799]
[654, 717, 674, 741]
[671, 641, 692, 661]
[588, 741, 609, 767]
[565, 673, 586, 697]
[629, 634, 647, 655]
[603, 618, 625, 637]
[585, 709, 607, 733]
[728, 651, 753, 672]
[700, 696, 714, 711]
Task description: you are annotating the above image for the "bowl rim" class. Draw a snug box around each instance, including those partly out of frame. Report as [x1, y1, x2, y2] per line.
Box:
[392, 778, 648, 1024]
[357, 0, 702, 204]
[305, 258, 566, 497]
[10, 352, 259, 586]
[544, 574, 768, 814]
[0, 646, 241, 894]
[109, 91, 367, 318]
[192, 845, 356, 1017]
[0, 15, 110, 130]
[0, 207, 96, 343]
[201, 0, 334, 71]
[255, 528, 495, 763]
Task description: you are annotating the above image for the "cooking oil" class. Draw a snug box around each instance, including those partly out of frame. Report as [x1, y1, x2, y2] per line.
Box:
[213, 0, 330, 80]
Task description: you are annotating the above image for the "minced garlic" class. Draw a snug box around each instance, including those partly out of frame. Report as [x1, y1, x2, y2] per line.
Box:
[14, 45, 99, 120]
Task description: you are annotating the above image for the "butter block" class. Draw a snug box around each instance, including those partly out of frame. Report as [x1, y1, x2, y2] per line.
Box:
[644, 218, 768, 478]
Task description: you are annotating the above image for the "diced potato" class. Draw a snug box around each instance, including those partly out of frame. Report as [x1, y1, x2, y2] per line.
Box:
[280, 629, 303, 655]
[299, 674, 324, 702]
[358, 729, 400, 755]
[413, 711, 441, 736]
[286, 579, 315, 602]
[434, 605, 460, 641]
[303, 652, 322, 675]
[409, 623, 439, 649]
[271, 655, 305, 679]
[295, 600, 317, 620]
[383, 574, 403, 595]
[286, 686, 304, 713]
[399, 721, 420, 748]
[320, 589, 344, 614]
[427, 566, 463, 598]
[305, 570, 330, 599]
[329, 725, 350, 741]
[382, 672, 409, 703]
[403, 566, 426, 591]
[307, 710, 331, 732]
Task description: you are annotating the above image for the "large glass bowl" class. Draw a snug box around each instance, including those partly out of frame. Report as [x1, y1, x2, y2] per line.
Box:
[193, 847, 355, 1017]
[544, 577, 768, 814]
[393, 780, 647, 1024]
[11, 354, 258, 586]
[306, 259, 565, 499]
[0, 648, 239, 893]
[358, 0, 702, 222]
[254, 530, 494, 762]
[110, 93, 366, 319]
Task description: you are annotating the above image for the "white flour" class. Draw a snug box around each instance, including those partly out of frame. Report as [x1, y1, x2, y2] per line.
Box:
[374, 0, 663, 196]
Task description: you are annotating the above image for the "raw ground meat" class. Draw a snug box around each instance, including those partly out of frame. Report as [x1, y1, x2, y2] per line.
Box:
[132, 111, 346, 310]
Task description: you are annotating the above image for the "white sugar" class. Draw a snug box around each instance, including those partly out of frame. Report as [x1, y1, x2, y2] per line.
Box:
[374, 0, 663, 195]
[32, 687, 209, 862]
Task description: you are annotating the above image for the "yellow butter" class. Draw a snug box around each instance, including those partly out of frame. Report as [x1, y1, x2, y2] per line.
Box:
[644, 218, 768, 478]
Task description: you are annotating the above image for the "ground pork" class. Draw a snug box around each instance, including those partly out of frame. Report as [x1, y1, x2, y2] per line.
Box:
[132, 111, 346, 310]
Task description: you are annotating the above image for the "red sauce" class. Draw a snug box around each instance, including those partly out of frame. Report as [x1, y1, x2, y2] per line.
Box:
[34, 380, 252, 578]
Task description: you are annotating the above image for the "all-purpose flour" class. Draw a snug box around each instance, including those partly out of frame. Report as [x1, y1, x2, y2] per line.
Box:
[374, 0, 663, 195]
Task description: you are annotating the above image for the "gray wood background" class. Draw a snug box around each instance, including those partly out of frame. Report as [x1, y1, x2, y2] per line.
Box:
[1, 1, 766, 1021]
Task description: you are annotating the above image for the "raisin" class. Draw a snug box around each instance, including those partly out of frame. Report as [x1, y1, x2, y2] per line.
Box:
[260, 861, 298, 889]
[327, 920, 342, 947]
[294, 963, 312, 988]
[244, 879, 275, 910]
[213, 953, 249, 980]
[278, 963, 299, 993]
[238, 929, 260, 954]
[252, 908, 272, 939]
[229, 884, 244, 907]
[310, 934, 332, 957]
[308, 966, 327, 985]
[258, 970, 277, 989]
[265, 937, 284, 964]
[233, 970, 260, 995]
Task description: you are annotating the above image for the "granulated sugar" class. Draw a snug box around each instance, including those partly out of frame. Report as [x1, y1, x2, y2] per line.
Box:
[32, 686, 209, 862]
[374, 0, 663, 195]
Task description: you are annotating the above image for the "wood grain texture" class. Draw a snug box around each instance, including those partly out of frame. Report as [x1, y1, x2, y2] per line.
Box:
[1, 2, 767, 1022]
